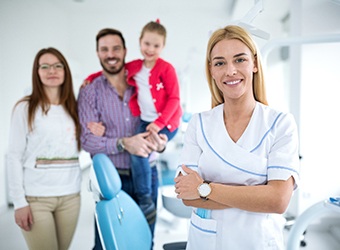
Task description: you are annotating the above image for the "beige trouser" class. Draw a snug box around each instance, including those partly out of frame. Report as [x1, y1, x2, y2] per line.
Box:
[22, 193, 81, 250]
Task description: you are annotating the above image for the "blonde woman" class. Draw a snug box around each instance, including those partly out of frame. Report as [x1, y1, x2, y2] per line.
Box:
[175, 25, 300, 250]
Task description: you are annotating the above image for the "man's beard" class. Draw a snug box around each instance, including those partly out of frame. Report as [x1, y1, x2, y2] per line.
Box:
[100, 59, 125, 75]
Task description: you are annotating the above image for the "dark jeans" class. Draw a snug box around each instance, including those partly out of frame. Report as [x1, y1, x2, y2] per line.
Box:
[93, 166, 159, 250]
[131, 120, 177, 199]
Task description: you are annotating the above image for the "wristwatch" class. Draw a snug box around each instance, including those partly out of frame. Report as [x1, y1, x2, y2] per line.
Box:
[117, 138, 125, 152]
[197, 181, 211, 200]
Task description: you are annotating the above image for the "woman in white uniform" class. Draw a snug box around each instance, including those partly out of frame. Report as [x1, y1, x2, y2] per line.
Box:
[175, 25, 300, 250]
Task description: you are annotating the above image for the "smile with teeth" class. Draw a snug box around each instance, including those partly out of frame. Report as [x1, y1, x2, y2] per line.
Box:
[107, 59, 118, 65]
[224, 79, 241, 85]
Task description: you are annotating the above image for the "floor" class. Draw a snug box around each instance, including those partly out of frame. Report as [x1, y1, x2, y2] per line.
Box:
[1, 167, 339, 250]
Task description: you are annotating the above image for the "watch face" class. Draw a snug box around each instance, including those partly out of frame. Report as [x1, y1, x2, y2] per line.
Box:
[198, 183, 211, 197]
[117, 143, 124, 152]
[117, 139, 125, 152]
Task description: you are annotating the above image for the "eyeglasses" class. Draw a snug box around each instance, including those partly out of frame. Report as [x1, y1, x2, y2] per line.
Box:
[39, 63, 64, 71]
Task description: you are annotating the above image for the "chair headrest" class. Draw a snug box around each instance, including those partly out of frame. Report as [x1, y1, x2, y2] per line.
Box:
[92, 153, 122, 200]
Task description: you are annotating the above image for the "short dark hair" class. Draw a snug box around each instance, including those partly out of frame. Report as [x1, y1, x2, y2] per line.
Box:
[96, 28, 126, 50]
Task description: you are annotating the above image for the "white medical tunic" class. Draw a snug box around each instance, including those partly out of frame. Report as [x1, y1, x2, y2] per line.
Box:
[179, 102, 300, 250]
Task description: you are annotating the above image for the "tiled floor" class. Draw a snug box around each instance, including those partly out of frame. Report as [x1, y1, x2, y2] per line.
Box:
[1, 167, 339, 250]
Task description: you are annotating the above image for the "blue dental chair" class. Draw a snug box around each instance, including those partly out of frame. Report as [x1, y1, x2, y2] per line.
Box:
[92, 153, 186, 250]
[92, 153, 152, 250]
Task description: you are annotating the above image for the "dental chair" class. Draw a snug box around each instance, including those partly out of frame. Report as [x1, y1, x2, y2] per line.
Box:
[92, 153, 152, 250]
[286, 197, 340, 250]
[91, 153, 187, 250]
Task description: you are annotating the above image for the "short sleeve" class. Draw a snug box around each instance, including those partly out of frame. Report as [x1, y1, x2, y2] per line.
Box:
[175, 113, 202, 177]
[267, 113, 300, 189]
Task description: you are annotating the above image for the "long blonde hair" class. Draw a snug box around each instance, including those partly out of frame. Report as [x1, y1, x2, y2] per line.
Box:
[205, 25, 268, 108]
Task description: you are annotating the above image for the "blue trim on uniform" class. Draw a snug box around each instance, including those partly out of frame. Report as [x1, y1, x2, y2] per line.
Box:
[250, 112, 283, 153]
[199, 113, 267, 177]
[190, 220, 217, 234]
[267, 165, 300, 176]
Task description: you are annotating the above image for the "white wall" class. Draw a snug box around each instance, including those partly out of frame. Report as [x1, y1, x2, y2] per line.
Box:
[299, 42, 340, 213]
[262, 0, 340, 220]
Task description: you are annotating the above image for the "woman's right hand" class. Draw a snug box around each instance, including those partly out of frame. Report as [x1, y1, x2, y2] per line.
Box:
[80, 70, 103, 88]
[15, 206, 33, 231]
[87, 122, 106, 136]
[81, 79, 91, 88]
[175, 165, 203, 200]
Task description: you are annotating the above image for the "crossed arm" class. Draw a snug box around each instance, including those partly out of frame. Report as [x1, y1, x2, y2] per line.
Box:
[175, 165, 295, 214]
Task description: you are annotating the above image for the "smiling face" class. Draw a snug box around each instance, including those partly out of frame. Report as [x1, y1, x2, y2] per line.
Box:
[38, 53, 65, 90]
[140, 31, 165, 67]
[209, 38, 258, 102]
[97, 34, 126, 75]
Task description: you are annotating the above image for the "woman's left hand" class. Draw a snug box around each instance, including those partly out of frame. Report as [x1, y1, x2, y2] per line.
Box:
[174, 165, 203, 200]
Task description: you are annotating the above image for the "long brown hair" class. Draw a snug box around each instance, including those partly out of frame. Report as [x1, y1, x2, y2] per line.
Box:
[205, 25, 268, 108]
[17, 47, 81, 150]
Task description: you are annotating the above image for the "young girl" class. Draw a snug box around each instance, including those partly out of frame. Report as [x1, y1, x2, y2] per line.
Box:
[85, 20, 182, 226]
[7, 48, 82, 250]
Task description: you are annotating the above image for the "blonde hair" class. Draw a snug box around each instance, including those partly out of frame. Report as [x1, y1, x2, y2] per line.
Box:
[205, 25, 268, 108]
[140, 21, 167, 45]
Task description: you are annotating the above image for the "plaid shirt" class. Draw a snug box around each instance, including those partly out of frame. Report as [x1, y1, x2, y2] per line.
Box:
[77, 75, 139, 170]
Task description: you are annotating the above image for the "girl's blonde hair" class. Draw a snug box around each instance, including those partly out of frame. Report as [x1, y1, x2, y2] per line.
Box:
[140, 20, 167, 45]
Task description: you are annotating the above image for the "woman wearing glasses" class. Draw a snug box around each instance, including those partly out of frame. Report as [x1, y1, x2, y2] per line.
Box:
[7, 47, 81, 250]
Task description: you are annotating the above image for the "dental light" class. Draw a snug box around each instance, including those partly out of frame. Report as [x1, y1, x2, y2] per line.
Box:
[231, 0, 270, 40]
